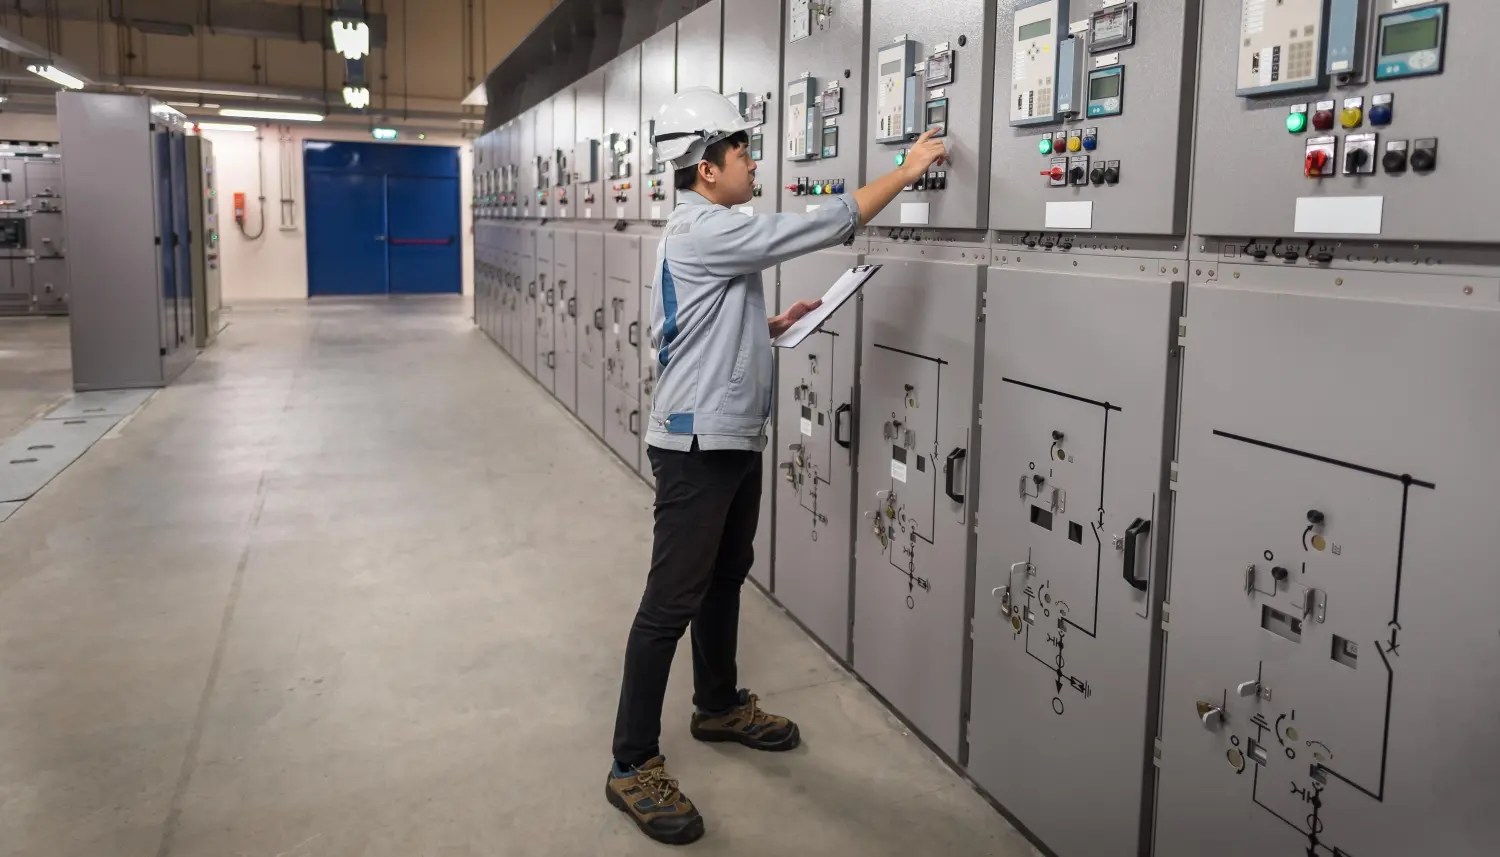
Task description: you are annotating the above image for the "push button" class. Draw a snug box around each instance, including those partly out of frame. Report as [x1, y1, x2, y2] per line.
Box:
[1370, 104, 1393, 126]
[1339, 107, 1363, 129]
[1311, 110, 1335, 132]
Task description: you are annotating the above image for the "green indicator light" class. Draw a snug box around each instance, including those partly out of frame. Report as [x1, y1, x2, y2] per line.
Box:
[895, 152, 906, 166]
[813, 184, 823, 195]
[1038, 138, 1053, 155]
[1286, 112, 1308, 134]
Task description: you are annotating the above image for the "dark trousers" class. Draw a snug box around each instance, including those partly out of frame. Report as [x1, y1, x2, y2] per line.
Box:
[611, 443, 763, 768]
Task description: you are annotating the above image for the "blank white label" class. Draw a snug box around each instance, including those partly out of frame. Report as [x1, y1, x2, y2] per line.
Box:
[616, 205, 625, 219]
[559, 208, 568, 218]
[651, 204, 663, 219]
[1095, 53, 1120, 68]
[736, 205, 754, 216]
[613, 323, 620, 335]
[1045, 200, 1094, 230]
[891, 459, 908, 482]
[801, 417, 813, 436]
[1294, 196, 1383, 235]
[584, 207, 592, 219]
[899, 203, 930, 225]
[806, 203, 821, 213]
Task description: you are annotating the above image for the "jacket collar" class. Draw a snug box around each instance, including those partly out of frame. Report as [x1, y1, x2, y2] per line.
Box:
[676, 189, 724, 210]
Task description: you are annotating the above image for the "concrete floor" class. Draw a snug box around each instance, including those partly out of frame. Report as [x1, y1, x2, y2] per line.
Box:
[0, 299, 1039, 857]
[0, 316, 72, 440]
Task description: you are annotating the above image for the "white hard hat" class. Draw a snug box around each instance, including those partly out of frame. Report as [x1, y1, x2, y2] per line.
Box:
[652, 87, 758, 170]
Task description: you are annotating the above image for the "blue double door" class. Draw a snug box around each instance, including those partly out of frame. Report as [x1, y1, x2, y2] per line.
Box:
[305, 141, 462, 297]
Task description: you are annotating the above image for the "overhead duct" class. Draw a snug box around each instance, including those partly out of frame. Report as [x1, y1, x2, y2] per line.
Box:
[7, 1, 388, 48]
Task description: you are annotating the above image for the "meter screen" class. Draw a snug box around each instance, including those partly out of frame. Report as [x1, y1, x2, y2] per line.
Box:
[820, 87, 843, 117]
[1090, 74, 1121, 99]
[821, 126, 838, 158]
[1093, 10, 1127, 41]
[880, 59, 903, 76]
[1382, 18, 1440, 55]
[1018, 19, 1051, 41]
[925, 98, 949, 135]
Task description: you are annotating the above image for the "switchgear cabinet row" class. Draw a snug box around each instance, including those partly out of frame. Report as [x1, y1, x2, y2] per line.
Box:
[471, 3, 1499, 857]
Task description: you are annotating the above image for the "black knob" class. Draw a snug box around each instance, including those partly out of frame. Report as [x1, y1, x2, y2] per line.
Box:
[1307, 509, 1325, 525]
[1090, 167, 1105, 186]
[1382, 150, 1408, 173]
[1103, 167, 1120, 185]
[1069, 166, 1086, 184]
[1272, 566, 1289, 582]
[1033, 474, 1045, 486]
[1345, 148, 1369, 172]
[1410, 148, 1436, 172]
[1052, 430, 1065, 441]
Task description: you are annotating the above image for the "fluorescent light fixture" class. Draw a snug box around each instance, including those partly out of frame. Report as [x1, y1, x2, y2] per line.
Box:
[127, 83, 314, 101]
[371, 127, 398, 140]
[221, 107, 324, 122]
[342, 86, 371, 109]
[194, 122, 257, 133]
[461, 82, 488, 107]
[27, 64, 85, 90]
[168, 101, 220, 109]
[151, 103, 186, 118]
[460, 117, 484, 124]
[331, 20, 370, 60]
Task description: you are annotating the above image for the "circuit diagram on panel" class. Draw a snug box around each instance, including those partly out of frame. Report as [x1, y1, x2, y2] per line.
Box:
[780, 331, 848, 545]
[864, 344, 958, 610]
[1193, 430, 1436, 857]
[988, 377, 1142, 716]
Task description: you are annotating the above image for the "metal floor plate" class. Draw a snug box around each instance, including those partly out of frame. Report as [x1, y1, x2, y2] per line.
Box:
[0, 415, 120, 502]
[0, 501, 19, 522]
[46, 389, 156, 420]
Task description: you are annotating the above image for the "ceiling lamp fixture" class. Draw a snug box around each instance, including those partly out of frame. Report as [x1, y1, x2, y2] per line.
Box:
[221, 107, 325, 122]
[27, 64, 85, 90]
[194, 123, 257, 133]
[342, 86, 371, 109]
[150, 103, 186, 118]
[331, 20, 370, 60]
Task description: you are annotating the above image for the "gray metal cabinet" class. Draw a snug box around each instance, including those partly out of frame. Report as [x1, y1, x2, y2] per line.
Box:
[604, 46, 643, 223]
[604, 234, 643, 465]
[749, 268, 777, 592]
[967, 260, 1182, 857]
[852, 248, 984, 761]
[575, 230, 607, 436]
[638, 229, 660, 486]
[773, 248, 861, 655]
[535, 228, 557, 392]
[552, 229, 579, 413]
[520, 227, 539, 378]
[722, 0, 782, 215]
[639, 27, 677, 223]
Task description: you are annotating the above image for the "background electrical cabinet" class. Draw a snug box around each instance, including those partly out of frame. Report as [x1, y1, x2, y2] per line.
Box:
[0, 144, 68, 317]
[603, 234, 643, 467]
[865, 0, 995, 229]
[58, 93, 196, 391]
[534, 229, 556, 393]
[724, 0, 783, 217]
[605, 47, 643, 222]
[574, 71, 606, 221]
[552, 229, 579, 413]
[677, 0, 724, 94]
[184, 136, 221, 349]
[575, 230, 607, 436]
[534, 99, 554, 222]
[519, 226, 539, 378]
[639, 26, 677, 222]
[551, 88, 576, 219]
[852, 253, 984, 762]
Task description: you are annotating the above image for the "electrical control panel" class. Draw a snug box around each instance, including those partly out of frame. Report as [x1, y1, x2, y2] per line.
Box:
[573, 69, 605, 219]
[865, 0, 993, 229]
[1236, 0, 1328, 96]
[551, 87, 575, 218]
[991, 0, 1198, 236]
[519, 109, 536, 219]
[874, 38, 917, 143]
[534, 98, 554, 217]
[604, 45, 641, 221]
[639, 25, 676, 221]
[781, 0, 866, 215]
[1192, 0, 1492, 244]
[1009, 0, 1068, 126]
[724, 0, 784, 215]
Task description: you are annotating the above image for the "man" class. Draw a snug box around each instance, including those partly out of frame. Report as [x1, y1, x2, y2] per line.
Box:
[607, 86, 948, 845]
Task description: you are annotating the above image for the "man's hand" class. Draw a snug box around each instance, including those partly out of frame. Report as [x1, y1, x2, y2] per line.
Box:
[769, 299, 823, 338]
[900, 127, 948, 182]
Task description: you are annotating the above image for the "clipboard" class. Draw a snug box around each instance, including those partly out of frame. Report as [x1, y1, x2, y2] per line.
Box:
[772, 264, 882, 349]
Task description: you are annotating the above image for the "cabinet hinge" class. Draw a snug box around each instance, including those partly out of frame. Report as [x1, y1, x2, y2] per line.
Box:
[1177, 315, 1188, 346]
[1153, 737, 1164, 766]
[1160, 600, 1171, 631]
[1168, 461, 1179, 491]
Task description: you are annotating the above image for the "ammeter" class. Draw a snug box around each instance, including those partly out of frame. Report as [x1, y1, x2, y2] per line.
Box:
[1089, 2, 1135, 52]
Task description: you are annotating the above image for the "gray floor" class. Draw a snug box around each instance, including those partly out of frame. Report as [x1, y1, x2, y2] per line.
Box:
[0, 316, 72, 440]
[0, 299, 1038, 857]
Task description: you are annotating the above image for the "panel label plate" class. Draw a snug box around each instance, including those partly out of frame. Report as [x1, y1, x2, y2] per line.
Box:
[1294, 196, 1384, 234]
[900, 203, 931, 225]
[1045, 200, 1094, 229]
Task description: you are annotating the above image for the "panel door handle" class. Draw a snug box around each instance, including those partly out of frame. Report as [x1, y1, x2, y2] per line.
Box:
[944, 447, 968, 504]
[834, 403, 853, 449]
[546, 351, 556, 369]
[594, 308, 605, 330]
[547, 289, 556, 306]
[568, 297, 577, 317]
[629, 410, 640, 436]
[1122, 517, 1151, 592]
[627, 320, 640, 347]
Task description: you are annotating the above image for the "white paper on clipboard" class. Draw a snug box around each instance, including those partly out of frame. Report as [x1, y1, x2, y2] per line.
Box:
[772, 264, 882, 349]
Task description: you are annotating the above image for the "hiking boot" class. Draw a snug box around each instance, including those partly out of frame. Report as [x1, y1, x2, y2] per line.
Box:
[690, 689, 801, 751]
[605, 756, 705, 845]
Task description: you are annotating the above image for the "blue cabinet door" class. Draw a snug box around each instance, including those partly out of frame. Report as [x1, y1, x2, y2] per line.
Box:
[306, 172, 388, 296]
[386, 175, 461, 294]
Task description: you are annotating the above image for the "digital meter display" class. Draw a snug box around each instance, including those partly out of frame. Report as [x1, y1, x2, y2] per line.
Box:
[1018, 19, 1051, 41]
[925, 98, 949, 136]
[1090, 74, 1121, 99]
[1090, 3, 1136, 52]
[1381, 18, 1439, 55]
[880, 59, 903, 76]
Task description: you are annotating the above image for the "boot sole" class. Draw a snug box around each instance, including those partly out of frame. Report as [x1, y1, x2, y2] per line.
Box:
[605, 782, 706, 845]
[690, 721, 802, 751]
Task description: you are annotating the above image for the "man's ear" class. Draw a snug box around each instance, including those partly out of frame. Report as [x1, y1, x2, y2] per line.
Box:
[698, 160, 716, 185]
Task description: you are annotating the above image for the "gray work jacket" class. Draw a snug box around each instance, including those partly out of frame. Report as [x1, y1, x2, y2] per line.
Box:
[644, 189, 861, 452]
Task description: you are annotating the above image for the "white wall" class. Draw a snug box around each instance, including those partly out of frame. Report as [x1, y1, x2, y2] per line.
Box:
[194, 127, 472, 303]
[0, 113, 60, 142]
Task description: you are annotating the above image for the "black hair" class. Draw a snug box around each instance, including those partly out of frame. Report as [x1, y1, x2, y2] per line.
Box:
[672, 130, 751, 191]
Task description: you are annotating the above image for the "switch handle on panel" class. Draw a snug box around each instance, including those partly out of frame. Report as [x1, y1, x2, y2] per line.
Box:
[943, 447, 968, 504]
[1122, 517, 1151, 591]
[834, 403, 853, 449]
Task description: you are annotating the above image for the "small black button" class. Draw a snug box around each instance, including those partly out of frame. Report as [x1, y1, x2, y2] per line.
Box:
[1090, 168, 1105, 186]
[1103, 167, 1120, 185]
[1307, 509, 1325, 525]
[1272, 566, 1289, 582]
[1410, 147, 1436, 172]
